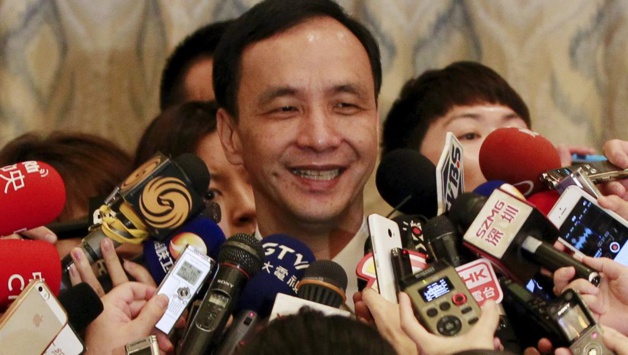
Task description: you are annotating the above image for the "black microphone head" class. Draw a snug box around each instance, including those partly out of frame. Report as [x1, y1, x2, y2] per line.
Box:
[392, 214, 428, 252]
[57, 282, 103, 332]
[448, 192, 488, 233]
[202, 200, 222, 223]
[376, 149, 438, 218]
[218, 233, 265, 279]
[174, 153, 210, 196]
[297, 260, 347, 308]
[423, 214, 471, 267]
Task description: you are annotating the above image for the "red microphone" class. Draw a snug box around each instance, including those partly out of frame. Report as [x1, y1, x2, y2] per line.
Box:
[0, 161, 66, 236]
[479, 127, 561, 196]
[527, 190, 560, 217]
[0, 239, 61, 310]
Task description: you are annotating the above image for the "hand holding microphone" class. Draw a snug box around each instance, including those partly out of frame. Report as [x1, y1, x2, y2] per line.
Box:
[448, 189, 599, 286]
[60, 153, 210, 290]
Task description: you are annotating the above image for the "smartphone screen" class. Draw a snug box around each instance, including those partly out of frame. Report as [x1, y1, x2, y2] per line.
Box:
[558, 196, 628, 265]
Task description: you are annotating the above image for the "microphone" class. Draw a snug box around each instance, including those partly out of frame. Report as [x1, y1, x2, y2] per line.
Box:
[179, 233, 264, 355]
[0, 239, 61, 310]
[527, 190, 560, 216]
[0, 161, 65, 236]
[235, 234, 315, 319]
[391, 214, 428, 254]
[297, 259, 348, 308]
[449, 189, 600, 285]
[423, 214, 474, 268]
[57, 282, 103, 333]
[473, 180, 508, 197]
[143, 216, 226, 285]
[60, 153, 209, 289]
[212, 309, 259, 355]
[376, 149, 438, 218]
[269, 260, 351, 320]
[479, 127, 561, 196]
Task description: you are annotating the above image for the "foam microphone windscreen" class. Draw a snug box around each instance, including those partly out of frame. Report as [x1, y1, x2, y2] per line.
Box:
[297, 259, 347, 308]
[143, 216, 225, 284]
[0, 161, 66, 236]
[234, 234, 315, 318]
[376, 149, 438, 218]
[473, 180, 507, 197]
[174, 153, 211, 196]
[57, 282, 103, 332]
[479, 127, 561, 196]
[527, 190, 560, 217]
[0, 239, 61, 310]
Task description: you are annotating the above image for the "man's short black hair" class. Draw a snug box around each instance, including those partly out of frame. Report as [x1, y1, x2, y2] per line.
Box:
[159, 20, 233, 110]
[213, 0, 382, 119]
[381, 61, 531, 158]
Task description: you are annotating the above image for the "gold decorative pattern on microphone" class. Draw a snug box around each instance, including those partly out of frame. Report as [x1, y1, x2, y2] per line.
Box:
[121, 155, 162, 192]
[139, 176, 192, 230]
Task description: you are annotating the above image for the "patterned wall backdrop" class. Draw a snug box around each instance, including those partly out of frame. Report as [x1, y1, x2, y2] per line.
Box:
[1, 0, 627, 214]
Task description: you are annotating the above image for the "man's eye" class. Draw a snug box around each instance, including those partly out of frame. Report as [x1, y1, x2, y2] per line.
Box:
[334, 102, 360, 114]
[277, 106, 297, 112]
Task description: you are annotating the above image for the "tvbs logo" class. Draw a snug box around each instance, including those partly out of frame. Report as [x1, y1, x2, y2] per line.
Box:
[441, 145, 463, 211]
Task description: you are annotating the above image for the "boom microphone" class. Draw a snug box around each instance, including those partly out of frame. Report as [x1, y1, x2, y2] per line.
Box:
[376, 149, 438, 218]
[60, 153, 209, 289]
[449, 189, 599, 285]
[179, 233, 264, 355]
[0, 161, 65, 236]
[235, 234, 315, 318]
[479, 127, 561, 196]
[0, 239, 61, 310]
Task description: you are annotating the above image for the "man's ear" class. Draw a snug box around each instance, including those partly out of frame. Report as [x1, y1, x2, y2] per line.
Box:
[216, 108, 244, 165]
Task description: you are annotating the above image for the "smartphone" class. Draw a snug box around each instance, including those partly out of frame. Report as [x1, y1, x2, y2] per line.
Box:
[553, 167, 603, 198]
[548, 185, 628, 265]
[0, 279, 68, 355]
[571, 154, 608, 163]
[155, 245, 215, 335]
[368, 213, 403, 302]
[44, 324, 86, 355]
[547, 288, 615, 354]
[541, 160, 628, 188]
[400, 261, 481, 336]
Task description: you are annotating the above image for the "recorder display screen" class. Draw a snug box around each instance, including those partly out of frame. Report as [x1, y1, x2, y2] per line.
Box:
[419, 277, 454, 302]
[176, 261, 203, 285]
[557, 304, 591, 341]
[559, 197, 628, 264]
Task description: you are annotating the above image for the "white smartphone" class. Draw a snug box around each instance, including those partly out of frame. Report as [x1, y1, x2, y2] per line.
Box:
[44, 324, 86, 355]
[368, 213, 403, 303]
[0, 279, 68, 355]
[548, 185, 628, 266]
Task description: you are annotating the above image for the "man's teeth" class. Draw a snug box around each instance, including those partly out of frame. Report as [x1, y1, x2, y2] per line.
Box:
[291, 169, 340, 180]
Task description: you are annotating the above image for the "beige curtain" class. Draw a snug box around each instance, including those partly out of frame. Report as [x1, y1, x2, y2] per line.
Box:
[1, 0, 627, 215]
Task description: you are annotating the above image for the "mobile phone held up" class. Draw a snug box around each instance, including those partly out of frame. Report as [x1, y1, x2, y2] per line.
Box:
[368, 213, 403, 303]
[548, 185, 628, 265]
